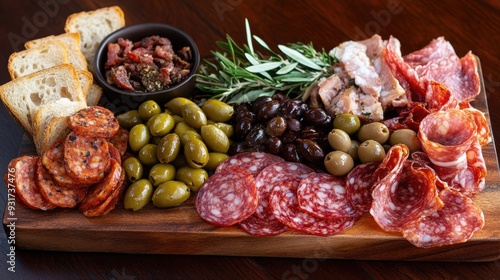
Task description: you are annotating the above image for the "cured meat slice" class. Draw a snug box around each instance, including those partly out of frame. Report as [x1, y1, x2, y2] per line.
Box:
[238, 214, 289, 236]
[68, 106, 119, 138]
[270, 180, 359, 236]
[345, 162, 380, 213]
[418, 109, 476, 180]
[196, 168, 258, 226]
[64, 131, 110, 184]
[108, 127, 129, 156]
[214, 152, 284, 176]
[463, 107, 492, 146]
[7, 156, 56, 210]
[42, 140, 88, 188]
[78, 159, 123, 211]
[370, 145, 443, 232]
[448, 139, 487, 197]
[36, 159, 87, 208]
[402, 189, 484, 248]
[254, 162, 314, 220]
[297, 172, 359, 219]
[81, 171, 125, 217]
[108, 142, 122, 164]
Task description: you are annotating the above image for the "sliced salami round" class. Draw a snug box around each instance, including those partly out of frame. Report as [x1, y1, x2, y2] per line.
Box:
[68, 106, 120, 138]
[42, 140, 87, 188]
[196, 168, 258, 226]
[36, 159, 88, 208]
[402, 189, 484, 248]
[108, 127, 129, 156]
[108, 142, 122, 164]
[215, 152, 285, 176]
[64, 131, 110, 184]
[463, 107, 491, 146]
[448, 139, 487, 197]
[345, 162, 380, 213]
[81, 172, 125, 217]
[297, 172, 359, 219]
[238, 214, 289, 236]
[7, 156, 56, 210]
[254, 162, 314, 220]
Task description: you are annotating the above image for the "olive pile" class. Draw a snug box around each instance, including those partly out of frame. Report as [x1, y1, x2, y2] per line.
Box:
[116, 97, 234, 211]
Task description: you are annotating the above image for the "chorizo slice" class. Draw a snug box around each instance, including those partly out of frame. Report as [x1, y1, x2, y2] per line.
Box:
[108, 127, 129, 156]
[42, 140, 87, 189]
[68, 106, 119, 138]
[81, 169, 125, 217]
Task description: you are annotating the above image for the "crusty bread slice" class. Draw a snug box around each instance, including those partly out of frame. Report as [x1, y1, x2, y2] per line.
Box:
[86, 84, 103, 106]
[32, 98, 86, 154]
[77, 69, 93, 96]
[43, 116, 72, 154]
[0, 64, 86, 135]
[64, 6, 125, 72]
[7, 41, 69, 79]
[25, 32, 88, 71]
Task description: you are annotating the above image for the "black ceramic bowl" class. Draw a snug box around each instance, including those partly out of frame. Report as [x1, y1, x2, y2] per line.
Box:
[93, 23, 200, 111]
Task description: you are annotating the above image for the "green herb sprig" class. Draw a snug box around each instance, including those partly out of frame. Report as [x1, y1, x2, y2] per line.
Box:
[195, 19, 337, 104]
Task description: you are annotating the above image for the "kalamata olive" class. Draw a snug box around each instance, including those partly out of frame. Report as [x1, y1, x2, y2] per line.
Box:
[201, 99, 234, 122]
[328, 129, 352, 153]
[296, 138, 325, 163]
[201, 125, 230, 153]
[389, 129, 421, 153]
[124, 179, 153, 211]
[258, 99, 280, 120]
[181, 103, 208, 129]
[116, 109, 142, 129]
[348, 140, 360, 161]
[122, 156, 144, 183]
[281, 99, 306, 119]
[245, 124, 267, 146]
[149, 163, 176, 187]
[281, 143, 302, 162]
[280, 130, 297, 144]
[265, 137, 283, 154]
[138, 143, 158, 166]
[265, 116, 287, 137]
[358, 122, 390, 144]
[252, 96, 273, 113]
[148, 113, 175, 137]
[304, 108, 330, 125]
[333, 113, 361, 135]
[157, 133, 181, 164]
[164, 97, 197, 116]
[152, 180, 190, 208]
[233, 108, 255, 124]
[324, 151, 354, 176]
[184, 138, 209, 168]
[228, 142, 249, 155]
[358, 140, 386, 163]
[138, 100, 161, 121]
[234, 117, 253, 139]
[205, 152, 229, 171]
[286, 118, 302, 132]
[299, 126, 321, 141]
[175, 166, 208, 192]
[129, 124, 151, 152]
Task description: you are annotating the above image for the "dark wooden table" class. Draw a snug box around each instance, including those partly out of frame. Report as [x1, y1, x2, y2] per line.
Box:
[1, 0, 499, 279]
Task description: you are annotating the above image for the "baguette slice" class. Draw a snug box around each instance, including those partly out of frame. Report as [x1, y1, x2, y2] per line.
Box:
[64, 6, 125, 71]
[7, 41, 69, 79]
[25, 32, 88, 71]
[77, 69, 93, 96]
[86, 84, 103, 106]
[32, 98, 87, 154]
[0, 64, 86, 135]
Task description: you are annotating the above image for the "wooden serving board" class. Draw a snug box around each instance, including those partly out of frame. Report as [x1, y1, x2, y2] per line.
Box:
[3, 63, 500, 262]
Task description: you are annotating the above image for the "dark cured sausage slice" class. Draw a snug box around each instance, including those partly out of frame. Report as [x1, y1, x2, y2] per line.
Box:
[215, 152, 285, 176]
[7, 156, 56, 210]
[108, 127, 129, 156]
[402, 189, 484, 248]
[36, 159, 88, 208]
[68, 106, 119, 138]
[297, 172, 359, 219]
[196, 168, 258, 226]
[42, 140, 87, 189]
[345, 162, 380, 213]
[81, 170, 125, 217]
[64, 131, 110, 184]
[108, 142, 122, 164]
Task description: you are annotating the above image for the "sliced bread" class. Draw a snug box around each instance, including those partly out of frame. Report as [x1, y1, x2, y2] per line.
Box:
[86, 84, 103, 106]
[0, 64, 86, 135]
[25, 32, 88, 71]
[7, 41, 69, 79]
[77, 69, 93, 96]
[64, 6, 125, 71]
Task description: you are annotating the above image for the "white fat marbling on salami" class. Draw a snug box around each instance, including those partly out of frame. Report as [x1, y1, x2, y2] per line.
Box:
[345, 162, 380, 213]
[215, 152, 284, 176]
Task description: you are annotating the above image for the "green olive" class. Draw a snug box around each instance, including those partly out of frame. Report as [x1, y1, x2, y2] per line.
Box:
[181, 103, 207, 130]
[324, 151, 354, 176]
[164, 97, 197, 116]
[348, 140, 360, 161]
[129, 124, 151, 152]
[213, 122, 234, 138]
[151, 136, 163, 145]
[175, 166, 208, 192]
[357, 122, 390, 144]
[170, 152, 188, 169]
[358, 140, 386, 163]
[148, 113, 175, 137]
[116, 110, 142, 129]
[152, 180, 190, 208]
[174, 121, 195, 138]
[138, 100, 161, 121]
[124, 179, 153, 211]
[180, 130, 203, 146]
[172, 115, 185, 124]
[149, 163, 176, 187]
[205, 152, 229, 171]
[184, 138, 209, 168]
[328, 128, 352, 153]
[200, 125, 230, 153]
[333, 113, 361, 135]
[201, 99, 234, 122]
[122, 156, 144, 183]
[389, 129, 421, 153]
[156, 133, 181, 164]
[138, 143, 158, 166]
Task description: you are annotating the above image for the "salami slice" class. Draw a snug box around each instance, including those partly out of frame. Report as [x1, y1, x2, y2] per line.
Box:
[463, 107, 492, 146]
[7, 156, 56, 210]
[108, 142, 122, 164]
[402, 189, 484, 248]
[448, 139, 487, 197]
[78, 159, 123, 211]
[370, 145, 443, 232]
[238, 214, 289, 236]
[196, 168, 258, 226]
[345, 162, 380, 213]
[36, 159, 88, 208]
[297, 172, 359, 219]
[215, 152, 285, 176]
[64, 131, 110, 184]
[254, 162, 314, 220]
[68, 106, 119, 138]
[42, 140, 87, 188]
[270, 181, 358, 236]
[108, 127, 129, 156]
[81, 170, 125, 217]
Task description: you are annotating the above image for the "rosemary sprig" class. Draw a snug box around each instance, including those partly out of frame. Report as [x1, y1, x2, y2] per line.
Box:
[195, 19, 337, 103]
